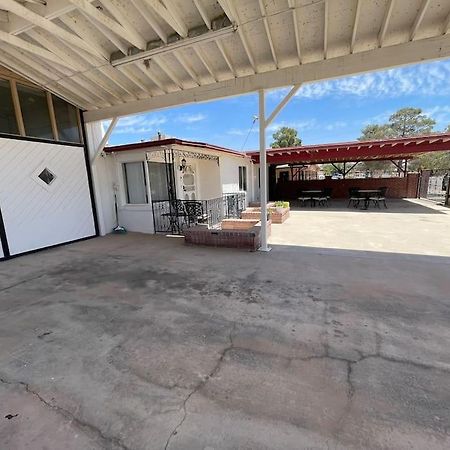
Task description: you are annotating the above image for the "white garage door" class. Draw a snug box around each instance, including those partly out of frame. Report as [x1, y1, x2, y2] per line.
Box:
[0, 137, 96, 257]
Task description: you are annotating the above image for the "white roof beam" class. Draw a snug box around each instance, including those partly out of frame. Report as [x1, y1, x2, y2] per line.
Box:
[175, 51, 201, 86]
[444, 11, 450, 35]
[410, 0, 431, 41]
[0, 0, 104, 58]
[0, 9, 8, 23]
[142, 0, 188, 38]
[84, 33, 450, 122]
[69, 74, 115, 105]
[58, 13, 110, 60]
[68, 0, 145, 50]
[134, 61, 167, 94]
[98, 0, 147, 49]
[258, 0, 278, 68]
[193, 0, 211, 29]
[26, 28, 88, 72]
[97, 65, 140, 100]
[81, 12, 129, 55]
[0, 48, 88, 108]
[218, 0, 256, 72]
[117, 66, 152, 97]
[0, 29, 78, 71]
[323, 0, 328, 59]
[350, 0, 361, 53]
[288, 0, 302, 64]
[152, 57, 183, 89]
[216, 39, 236, 77]
[378, 0, 395, 47]
[129, 0, 167, 43]
[193, 46, 217, 82]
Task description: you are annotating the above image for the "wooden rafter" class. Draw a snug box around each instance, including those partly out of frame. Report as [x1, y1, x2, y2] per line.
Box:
[142, 0, 188, 37]
[351, 0, 361, 53]
[378, 0, 395, 47]
[258, 0, 278, 68]
[410, 0, 431, 41]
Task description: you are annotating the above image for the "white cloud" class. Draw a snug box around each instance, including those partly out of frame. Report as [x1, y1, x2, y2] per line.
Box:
[112, 113, 167, 134]
[270, 60, 450, 100]
[176, 113, 207, 123]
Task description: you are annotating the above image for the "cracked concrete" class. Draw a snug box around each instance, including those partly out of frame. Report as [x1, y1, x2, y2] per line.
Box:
[1, 229, 450, 449]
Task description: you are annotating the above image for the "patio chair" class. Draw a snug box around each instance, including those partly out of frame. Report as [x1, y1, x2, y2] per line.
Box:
[297, 191, 312, 207]
[348, 188, 361, 208]
[370, 187, 388, 208]
[162, 199, 188, 232]
[312, 189, 330, 207]
[184, 201, 208, 225]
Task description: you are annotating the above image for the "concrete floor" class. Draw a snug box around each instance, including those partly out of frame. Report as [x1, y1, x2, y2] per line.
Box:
[1, 213, 450, 449]
[270, 199, 450, 257]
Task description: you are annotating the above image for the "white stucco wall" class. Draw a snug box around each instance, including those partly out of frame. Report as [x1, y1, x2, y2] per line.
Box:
[196, 158, 222, 199]
[219, 154, 254, 203]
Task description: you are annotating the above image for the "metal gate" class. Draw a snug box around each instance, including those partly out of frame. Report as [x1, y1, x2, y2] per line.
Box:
[424, 171, 449, 204]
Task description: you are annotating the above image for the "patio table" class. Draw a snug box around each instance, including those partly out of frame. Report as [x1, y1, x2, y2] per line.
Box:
[358, 189, 382, 209]
[298, 190, 324, 207]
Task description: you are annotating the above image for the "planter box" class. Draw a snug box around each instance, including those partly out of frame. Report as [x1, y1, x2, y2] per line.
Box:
[221, 218, 259, 230]
[184, 220, 271, 251]
[241, 206, 290, 224]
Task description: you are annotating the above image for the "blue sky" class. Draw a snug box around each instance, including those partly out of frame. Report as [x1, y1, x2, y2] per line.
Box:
[106, 59, 450, 151]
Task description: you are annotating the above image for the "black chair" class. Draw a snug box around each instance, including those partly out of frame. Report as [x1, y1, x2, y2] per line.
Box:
[312, 189, 330, 207]
[370, 187, 388, 208]
[184, 201, 208, 225]
[162, 199, 188, 233]
[297, 191, 312, 207]
[348, 188, 361, 208]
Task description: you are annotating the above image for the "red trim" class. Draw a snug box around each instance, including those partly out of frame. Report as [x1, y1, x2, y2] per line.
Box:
[249, 133, 450, 164]
[106, 138, 248, 158]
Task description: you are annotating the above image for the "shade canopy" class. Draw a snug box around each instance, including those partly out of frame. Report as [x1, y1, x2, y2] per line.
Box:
[0, 0, 450, 122]
[249, 133, 450, 164]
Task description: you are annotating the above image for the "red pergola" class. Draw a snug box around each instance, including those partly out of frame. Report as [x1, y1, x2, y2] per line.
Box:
[249, 133, 450, 165]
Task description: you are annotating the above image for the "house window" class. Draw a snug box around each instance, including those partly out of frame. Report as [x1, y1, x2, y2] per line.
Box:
[123, 162, 148, 204]
[52, 95, 81, 143]
[17, 84, 53, 139]
[239, 166, 247, 191]
[0, 79, 18, 135]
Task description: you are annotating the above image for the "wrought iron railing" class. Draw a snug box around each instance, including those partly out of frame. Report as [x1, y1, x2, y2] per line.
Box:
[152, 192, 246, 234]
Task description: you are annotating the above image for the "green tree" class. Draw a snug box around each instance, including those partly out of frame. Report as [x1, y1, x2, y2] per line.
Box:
[446, 124, 450, 133]
[388, 107, 436, 137]
[359, 107, 442, 171]
[271, 126, 301, 148]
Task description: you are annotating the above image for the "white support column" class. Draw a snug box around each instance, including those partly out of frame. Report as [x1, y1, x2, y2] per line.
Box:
[258, 89, 270, 252]
[91, 117, 118, 163]
[258, 84, 302, 252]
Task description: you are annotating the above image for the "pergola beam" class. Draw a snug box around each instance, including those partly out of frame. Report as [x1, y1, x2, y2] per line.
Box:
[351, 0, 361, 53]
[193, 46, 217, 82]
[323, 0, 328, 59]
[288, 0, 302, 64]
[129, 0, 167, 43]
[0, 0, 104, 58]
[216, 39, 236, 77]
[68, 0, 146, 50]
[91, 117, 118, 163]
[265, 84, 301, 127]
[258, 0, 278, 68]
[378, 0, 395, 47]
[410, 0, 431, 41]
[143, 0, 188, 37]
[193, 0, 211, 29]
[175, 51, 201, 86]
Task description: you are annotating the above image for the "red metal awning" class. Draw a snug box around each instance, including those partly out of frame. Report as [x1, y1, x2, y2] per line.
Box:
[248, 133, 450, 165]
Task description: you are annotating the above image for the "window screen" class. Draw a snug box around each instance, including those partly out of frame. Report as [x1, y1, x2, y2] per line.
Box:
[0, 79, 18, 135]
[52, 95, 81, 143]
[123, 162, 148, 204]
[239, 166, 247, 191]
[17, 84, 53, 139]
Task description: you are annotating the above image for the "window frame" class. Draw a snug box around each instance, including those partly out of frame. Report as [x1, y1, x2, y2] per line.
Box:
[238, 165, 247, 191]
[122, 161, 149, 205]
[0, 73, 83, 144]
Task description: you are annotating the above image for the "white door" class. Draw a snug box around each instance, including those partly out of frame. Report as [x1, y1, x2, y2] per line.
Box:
[0, 137, 96, 256]
[180, 164, 197, 200]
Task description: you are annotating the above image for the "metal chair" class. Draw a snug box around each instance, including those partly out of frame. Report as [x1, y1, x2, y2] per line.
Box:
[184, 201, 208, 225]
[313, 187, 333, 207]
[348, 188, 362, 208]
[298, 191, 312, 207]
[370, 187, 388, 208]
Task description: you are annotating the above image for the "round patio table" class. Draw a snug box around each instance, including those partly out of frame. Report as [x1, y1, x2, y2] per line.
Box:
[358, 189, 381, 210]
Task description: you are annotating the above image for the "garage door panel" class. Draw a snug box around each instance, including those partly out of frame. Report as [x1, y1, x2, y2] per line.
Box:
[0, 137, 96, 256]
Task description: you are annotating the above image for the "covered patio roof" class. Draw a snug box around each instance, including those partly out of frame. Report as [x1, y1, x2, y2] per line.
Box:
[249, 133, 450, 165]
[0, 1, 450, 122]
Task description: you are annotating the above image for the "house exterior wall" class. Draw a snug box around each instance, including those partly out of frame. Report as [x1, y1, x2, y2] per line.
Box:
[219, 155, 254, 203]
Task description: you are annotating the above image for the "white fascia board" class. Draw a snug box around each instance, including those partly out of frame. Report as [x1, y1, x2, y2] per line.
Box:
[84, 33, 450, 122]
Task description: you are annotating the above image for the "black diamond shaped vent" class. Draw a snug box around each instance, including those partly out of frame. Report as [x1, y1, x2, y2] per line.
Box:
[38, 168, 55, 185]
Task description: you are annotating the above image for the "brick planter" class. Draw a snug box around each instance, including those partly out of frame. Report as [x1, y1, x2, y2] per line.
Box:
[184, 220, 271, 251]
[241, 206, 290, 224]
